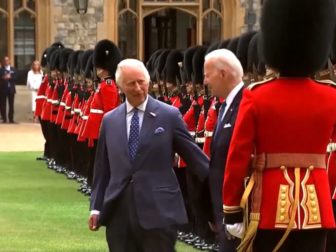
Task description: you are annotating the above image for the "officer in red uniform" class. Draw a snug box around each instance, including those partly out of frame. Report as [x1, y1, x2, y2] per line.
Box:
[222, 0, 336, 251]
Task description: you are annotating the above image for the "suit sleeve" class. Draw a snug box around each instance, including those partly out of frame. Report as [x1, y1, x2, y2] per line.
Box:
[223, 89, 256, 224]
[90, 118, 111, 211]
[173, 108, 209, 181]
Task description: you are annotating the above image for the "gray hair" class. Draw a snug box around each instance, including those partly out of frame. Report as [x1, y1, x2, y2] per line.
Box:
[115, 58, 150, 87]
[204, 49, 243, 79]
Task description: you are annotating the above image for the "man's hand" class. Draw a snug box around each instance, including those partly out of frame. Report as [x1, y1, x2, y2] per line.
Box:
[88, 214, 100, 231]
[226, 222, 245, 239]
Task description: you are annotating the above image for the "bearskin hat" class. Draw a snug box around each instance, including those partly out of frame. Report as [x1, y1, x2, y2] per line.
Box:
[84, 55, 94, 79]
[165, 50, 184, 85]
[155, 49, 171, 81]
[218, 39, 231, 49]
[183, 46, 198, 83]
[80, 49, 93, 74]
[59, 48, 74, 73]
[260, 0, 336, 76]
[93, 39, 122, 79]
[227, 37, 239, 54]
[192, 46, 207, 85]
[237, 31, 257, 72]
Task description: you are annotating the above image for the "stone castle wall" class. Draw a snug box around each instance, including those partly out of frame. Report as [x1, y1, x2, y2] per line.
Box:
[53, 0, 104, 50]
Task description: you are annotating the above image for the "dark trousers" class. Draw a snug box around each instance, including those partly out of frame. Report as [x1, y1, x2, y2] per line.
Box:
[0, 91, 14, 122]
[105, 184, 177, 252]
[254, 229, 327, 252]
[39, 118, 50, 158]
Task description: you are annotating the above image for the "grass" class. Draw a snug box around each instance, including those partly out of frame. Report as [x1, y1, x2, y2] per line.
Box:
[0, 152, 200, 252]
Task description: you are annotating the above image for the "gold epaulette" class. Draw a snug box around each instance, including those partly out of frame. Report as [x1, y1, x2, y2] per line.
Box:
[315, 79, 336, 87]
[247, 77, 276, 90]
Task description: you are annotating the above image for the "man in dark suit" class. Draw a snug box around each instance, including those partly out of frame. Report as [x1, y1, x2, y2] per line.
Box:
[203, 48, 245, 252]
[0, 56, 16, 123]
[88, 58, 209, 252]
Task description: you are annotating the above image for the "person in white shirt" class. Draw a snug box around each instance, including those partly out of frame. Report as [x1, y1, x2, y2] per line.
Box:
[26, 60, 43, 113]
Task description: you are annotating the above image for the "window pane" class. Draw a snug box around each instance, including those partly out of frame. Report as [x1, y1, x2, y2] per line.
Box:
[118, 11, 137, 58]
[27, 0, 36, 11]
[118, 0, 126, 12]
[0, 15, 8, 58]
[14, 0, 23, 11]
[0, 0, 8, 10]
[213, 0, 222, 12]
[14, 11, 35, 72]
[203, 0, 210, 11]
[129, 0, 137, 12]
[202, 11, 221, 46]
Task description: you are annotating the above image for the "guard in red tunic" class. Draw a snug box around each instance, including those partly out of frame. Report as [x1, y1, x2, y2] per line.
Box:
[222, 0, 336, 251]
[82, 40, 121, 142]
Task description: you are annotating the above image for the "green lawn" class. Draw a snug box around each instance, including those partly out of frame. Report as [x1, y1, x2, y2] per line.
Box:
[0, 152, 200, 252]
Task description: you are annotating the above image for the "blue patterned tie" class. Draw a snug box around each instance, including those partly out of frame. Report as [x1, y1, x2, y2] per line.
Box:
[129, 108, 140, 161]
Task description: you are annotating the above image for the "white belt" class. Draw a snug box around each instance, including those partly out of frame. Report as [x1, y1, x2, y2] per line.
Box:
[71, 111, 75, 115]
[51, 100, 59, 105]
[90, 109, 104, 114]
[36, 95, 46, 99]
[195, 137, 205, 144]
[65, 106, 71, 110]
[60, 102, 66, 107]
[47, 99, 52, 103]
[327, 142, 336, 153]
[74, 108, 81, 113]
[82, 115, 89, 120]
[204, 130, 213, 137]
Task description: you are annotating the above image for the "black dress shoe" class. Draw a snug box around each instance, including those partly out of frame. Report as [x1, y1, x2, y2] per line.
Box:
[1, 120, 7, 123]
[9, 120, 18, 124]
[36, 156, 47, 161]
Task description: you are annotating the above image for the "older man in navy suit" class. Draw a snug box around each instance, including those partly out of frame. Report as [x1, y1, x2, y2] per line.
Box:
[203, 49, 245, 252]
[88, 58, 209, 252]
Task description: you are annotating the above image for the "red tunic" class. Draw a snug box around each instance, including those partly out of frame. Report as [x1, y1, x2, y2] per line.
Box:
[78, 90, 95, 142]
[67, 94, 80, 134]
[82, 79, 120, 141]
[40, 84, 53, 122]
[203, 98, 221, 157]
[223, 78, 336, 229]
[55, 82, 68, 125]
[61, 91, 73, 130]
[34, 75, 48, 117]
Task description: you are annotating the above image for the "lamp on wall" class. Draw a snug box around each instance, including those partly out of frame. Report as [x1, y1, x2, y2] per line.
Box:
[74, 0, 88, 15]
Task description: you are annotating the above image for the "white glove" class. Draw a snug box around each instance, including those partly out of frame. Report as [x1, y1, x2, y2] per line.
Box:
[226, 222, 245, 239]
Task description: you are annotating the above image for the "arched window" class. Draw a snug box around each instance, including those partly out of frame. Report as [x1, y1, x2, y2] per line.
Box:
[14, 10, 36, 70]
[118, 1, 138, 58]
[202, 0, 222, 45]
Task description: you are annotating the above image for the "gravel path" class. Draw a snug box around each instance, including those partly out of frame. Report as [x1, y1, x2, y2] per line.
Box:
[0, 122, 44, 152]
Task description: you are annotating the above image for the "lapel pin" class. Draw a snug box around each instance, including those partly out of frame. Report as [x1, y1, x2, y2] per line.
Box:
[150, 112, 156, 117]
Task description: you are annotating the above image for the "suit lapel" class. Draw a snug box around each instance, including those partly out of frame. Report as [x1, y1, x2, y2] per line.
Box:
[211, 87, 244, 152]
[114, 103, 130, 158]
